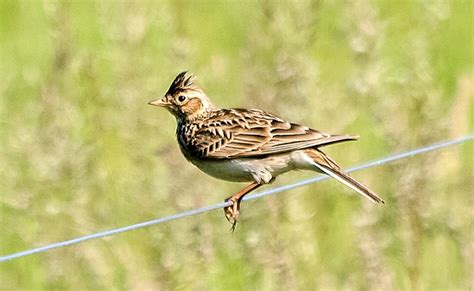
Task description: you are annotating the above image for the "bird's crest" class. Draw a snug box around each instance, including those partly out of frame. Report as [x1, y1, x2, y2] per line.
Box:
[166, 71, 197, 95]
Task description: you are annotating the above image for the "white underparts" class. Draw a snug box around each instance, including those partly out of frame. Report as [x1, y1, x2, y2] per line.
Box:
[189, 150, 318, 184]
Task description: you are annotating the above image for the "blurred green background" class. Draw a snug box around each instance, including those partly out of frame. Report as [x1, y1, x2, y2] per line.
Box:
[1, 0, 473, 290]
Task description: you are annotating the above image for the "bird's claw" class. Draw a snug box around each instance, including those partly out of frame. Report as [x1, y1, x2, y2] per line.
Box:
[224, 197, 241, 233]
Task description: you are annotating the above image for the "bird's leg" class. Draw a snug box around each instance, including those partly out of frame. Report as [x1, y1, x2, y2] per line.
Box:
[224, 182, 262, 232]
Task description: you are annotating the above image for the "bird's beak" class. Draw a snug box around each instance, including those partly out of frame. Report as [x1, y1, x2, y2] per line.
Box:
[148, 98, 169, 107]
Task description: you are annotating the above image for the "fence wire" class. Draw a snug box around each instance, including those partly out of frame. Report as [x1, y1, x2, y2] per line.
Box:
[1, 134, 473, 262]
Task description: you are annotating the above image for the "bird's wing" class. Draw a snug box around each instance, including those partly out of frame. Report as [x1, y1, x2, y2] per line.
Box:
[186, 109, 357, 159]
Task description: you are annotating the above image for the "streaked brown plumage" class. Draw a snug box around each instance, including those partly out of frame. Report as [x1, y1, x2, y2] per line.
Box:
[149, 71, 384, 231]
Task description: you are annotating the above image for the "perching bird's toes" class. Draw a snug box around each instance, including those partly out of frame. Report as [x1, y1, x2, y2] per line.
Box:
[224, 196, 241, 232]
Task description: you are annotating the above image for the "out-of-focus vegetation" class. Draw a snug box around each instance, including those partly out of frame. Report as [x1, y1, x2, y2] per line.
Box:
[1, 1, 473, 290]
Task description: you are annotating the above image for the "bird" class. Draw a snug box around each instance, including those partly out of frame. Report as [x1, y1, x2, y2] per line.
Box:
[149, 71, 384, 231]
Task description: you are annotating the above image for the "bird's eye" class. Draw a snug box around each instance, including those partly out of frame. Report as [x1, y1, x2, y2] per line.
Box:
[177, 95, 187, 103]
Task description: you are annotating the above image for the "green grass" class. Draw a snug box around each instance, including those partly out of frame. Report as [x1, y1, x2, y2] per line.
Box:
[1, 0, 473, 290]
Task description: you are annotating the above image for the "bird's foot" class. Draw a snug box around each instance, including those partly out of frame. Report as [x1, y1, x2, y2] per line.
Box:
[224, 196, 241, 233]
[222, 182, 262, 232]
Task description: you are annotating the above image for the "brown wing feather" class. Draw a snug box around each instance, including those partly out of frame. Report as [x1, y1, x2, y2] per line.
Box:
[184, 109, 357, 159]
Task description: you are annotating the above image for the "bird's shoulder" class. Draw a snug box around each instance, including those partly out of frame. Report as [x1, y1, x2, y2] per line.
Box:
[181, 108, 283, 135]
[201, 108, 284, 127]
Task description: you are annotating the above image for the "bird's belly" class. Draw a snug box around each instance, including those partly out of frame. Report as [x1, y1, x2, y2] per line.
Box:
[189, 154, 295, 184]
[190, 158, 256, 182]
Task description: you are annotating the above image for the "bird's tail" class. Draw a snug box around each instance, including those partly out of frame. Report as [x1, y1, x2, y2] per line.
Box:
[305, 148, 385, 204]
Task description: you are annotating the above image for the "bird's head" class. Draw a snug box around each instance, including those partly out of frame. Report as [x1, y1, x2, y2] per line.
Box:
[149, 71, 215, 121]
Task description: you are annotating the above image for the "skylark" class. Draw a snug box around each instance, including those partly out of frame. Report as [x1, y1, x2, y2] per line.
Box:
[149, 72, 384, 231]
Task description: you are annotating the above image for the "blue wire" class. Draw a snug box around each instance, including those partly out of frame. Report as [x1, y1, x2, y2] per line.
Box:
[1, 134, 472, 262]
